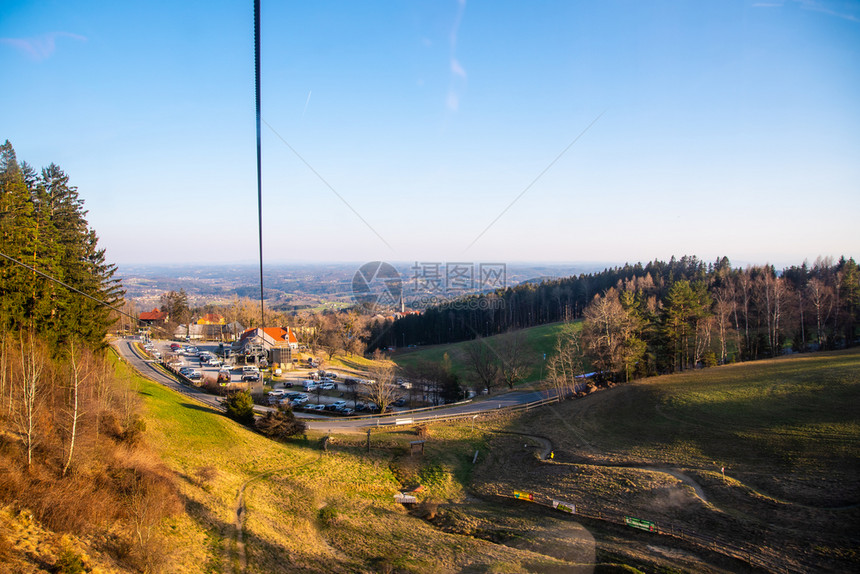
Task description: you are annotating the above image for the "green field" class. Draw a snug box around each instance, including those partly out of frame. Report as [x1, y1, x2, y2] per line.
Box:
[392, 321, 582, 384]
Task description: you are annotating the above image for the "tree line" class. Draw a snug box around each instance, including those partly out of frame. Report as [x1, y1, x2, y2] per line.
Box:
[569, 256, 859, 383]
[368, 255, 859, 368]
[0, 141, 123, 348]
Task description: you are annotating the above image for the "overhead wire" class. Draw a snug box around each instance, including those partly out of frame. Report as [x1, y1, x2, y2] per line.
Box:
[255, 0, 265, 329]
[0, 249, 135, 322]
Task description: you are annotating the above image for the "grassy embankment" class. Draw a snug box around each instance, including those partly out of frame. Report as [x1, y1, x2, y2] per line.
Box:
[392, 321, 582, 384]
[123, 353, 587, 572]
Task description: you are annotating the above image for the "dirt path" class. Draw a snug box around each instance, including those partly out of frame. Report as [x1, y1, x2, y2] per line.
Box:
[231, 469, 279, 573]
[647, 467, 709, 503]
[501, 425, 712, 506]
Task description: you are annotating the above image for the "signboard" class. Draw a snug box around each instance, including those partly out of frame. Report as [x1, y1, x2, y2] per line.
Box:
[625, 516, 656, 532]
[551, 499, 575, 514]
[513, 490, 534, 501]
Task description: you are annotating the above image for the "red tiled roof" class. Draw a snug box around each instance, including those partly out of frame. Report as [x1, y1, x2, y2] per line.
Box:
[240, 327, 299, 344]
[262, 327, 288, 341]
[139, 308, 168, 321]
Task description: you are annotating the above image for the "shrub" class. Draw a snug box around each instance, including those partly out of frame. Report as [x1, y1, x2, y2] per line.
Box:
[224, 390, 255, 425]
[55, 548, 86, 574]
[255, 406, 306, 439]
[318, 505, 338, 526]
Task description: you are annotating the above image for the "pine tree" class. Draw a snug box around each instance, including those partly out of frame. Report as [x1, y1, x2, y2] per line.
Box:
[0, 141, 38, 332]
[0, 142, 123, 347]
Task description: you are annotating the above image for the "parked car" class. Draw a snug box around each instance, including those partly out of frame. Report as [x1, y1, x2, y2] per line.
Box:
[321, 382, 335, 390]
[339, 408, 354, 416]
[186, 370, 202, 381]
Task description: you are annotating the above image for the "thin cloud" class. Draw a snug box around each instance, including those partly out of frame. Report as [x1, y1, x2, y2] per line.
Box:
[301, 90, 312, 118]
[752, 0, 859, 21]
[0, 32, 87, 61]
[795, 0, 860, 22]
[447, 90, 459, 112]
[451, 58, 467, 78]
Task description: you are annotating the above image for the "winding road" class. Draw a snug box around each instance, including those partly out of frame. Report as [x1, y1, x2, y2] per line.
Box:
[112, 337, 554, 433]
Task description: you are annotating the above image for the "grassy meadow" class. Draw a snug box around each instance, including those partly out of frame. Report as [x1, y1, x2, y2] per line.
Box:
[391, 321, 582, 384]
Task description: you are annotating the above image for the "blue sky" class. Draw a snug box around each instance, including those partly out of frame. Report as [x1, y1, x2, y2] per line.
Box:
[2, 0, 858, 267]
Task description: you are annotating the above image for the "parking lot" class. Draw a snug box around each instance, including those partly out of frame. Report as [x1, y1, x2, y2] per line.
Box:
[141, 339, 408, 417]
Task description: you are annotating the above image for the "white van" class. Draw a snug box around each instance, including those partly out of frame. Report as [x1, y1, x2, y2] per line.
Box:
[242, 365, 260, 381]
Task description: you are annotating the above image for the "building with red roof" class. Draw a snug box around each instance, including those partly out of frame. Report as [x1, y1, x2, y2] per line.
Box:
[139, 308, 168, 326]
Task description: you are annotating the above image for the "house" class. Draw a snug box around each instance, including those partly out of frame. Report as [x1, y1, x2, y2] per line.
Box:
[196, 314, 227, 339]
[173, 324, 205, 340]
[139, 308, 168, 327]
[232, 327, 300, 367]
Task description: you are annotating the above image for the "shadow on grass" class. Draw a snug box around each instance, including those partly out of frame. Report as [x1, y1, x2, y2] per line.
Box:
[180, 493, 304, 573]
[180, 402, 223, 415]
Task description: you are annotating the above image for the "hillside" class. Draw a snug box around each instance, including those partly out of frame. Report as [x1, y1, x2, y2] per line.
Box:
[474, 348, 860, 573]
[7, 344, 855, 572]
[131, 345, 860, 572]
[124, 352, 589, 572]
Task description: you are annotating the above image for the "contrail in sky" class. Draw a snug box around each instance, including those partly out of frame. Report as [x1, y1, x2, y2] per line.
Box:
[302, 90, 312, 117]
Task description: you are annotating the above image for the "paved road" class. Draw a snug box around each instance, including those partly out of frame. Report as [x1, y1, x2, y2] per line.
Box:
[113, 337, 554, 433]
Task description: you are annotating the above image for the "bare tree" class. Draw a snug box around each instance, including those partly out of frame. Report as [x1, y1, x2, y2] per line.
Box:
[582, 288, 644, 378]
[496, 330, 530, 389]
[713, 285, 735, 363]
[91, 355, 112, 440]
[546, 324, 585, 400]
[807, 277, 833, 349]
[464, 338, 501, 395]
[362, 363, 399, 413]
[62, 340, 91, 477]
[0, 332, 9, 416]
[13, 331, 46, 470]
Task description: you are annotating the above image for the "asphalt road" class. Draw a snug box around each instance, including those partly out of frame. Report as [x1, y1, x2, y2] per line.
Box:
[113, 337, 554, 432]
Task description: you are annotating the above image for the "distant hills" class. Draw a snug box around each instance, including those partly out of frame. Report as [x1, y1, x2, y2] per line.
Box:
[118, 262, 614, 310]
